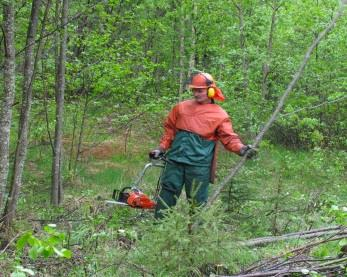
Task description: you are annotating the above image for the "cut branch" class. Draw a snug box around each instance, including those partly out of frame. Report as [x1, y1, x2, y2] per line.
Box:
[242, 226, 347, 247]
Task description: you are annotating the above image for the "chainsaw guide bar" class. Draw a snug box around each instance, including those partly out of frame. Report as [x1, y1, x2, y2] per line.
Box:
[105, 200, 131, 206]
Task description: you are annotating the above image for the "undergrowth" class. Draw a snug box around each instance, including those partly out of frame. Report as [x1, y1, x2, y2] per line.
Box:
[0, 136, 346, 276]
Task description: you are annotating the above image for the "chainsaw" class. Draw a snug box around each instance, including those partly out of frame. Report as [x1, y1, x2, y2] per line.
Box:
[105, 154, 165, 209]
[110, 186, 156, 209]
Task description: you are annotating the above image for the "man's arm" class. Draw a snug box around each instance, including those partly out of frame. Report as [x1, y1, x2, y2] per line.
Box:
[216, 117, 245, 154]
[216, 118, 257, 158]
[159, 104, 179, 151]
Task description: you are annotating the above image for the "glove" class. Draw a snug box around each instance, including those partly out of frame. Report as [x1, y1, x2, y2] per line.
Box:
[149, 148, 164, 159]
[239, 145, 257, 159]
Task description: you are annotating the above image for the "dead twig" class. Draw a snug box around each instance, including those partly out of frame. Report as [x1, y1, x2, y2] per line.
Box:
[0, 232, 21, 254]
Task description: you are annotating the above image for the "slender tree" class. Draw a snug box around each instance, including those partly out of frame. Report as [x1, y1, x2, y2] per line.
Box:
[74, 88, 90, 175]
[178, 3, 186, 96]
[262, 0, 282, 99]
[232, 0, 249, 91]
[0, 2, 16, 211]
[188, 2, 197, 77]
[3, 0, 42, 226]
[51, 0, 69, 205]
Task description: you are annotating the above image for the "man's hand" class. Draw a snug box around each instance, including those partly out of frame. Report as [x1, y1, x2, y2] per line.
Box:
[239, 145, 257, 159]
[149, 148, 164, 159]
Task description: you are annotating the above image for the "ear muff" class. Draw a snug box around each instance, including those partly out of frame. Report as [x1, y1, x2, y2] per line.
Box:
[203, 75, 215, 99]
[207, 87, 215, 98]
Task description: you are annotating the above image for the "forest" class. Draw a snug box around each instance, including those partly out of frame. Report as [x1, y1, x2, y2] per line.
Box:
[0, 0, 346, 276]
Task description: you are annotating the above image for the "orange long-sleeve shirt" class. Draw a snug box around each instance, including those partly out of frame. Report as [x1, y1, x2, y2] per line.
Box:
[159, 99, 245, 154]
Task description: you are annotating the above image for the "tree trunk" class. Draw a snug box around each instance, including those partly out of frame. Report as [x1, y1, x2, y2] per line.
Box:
[262, 1, 281, 99]
[232, 1, 249, 92]
[3, 0, 42, 226]
[178, 4, 185, 97]
[68, 104, 78, 172]
[74, 90, 89, 174]
[0, 2, 16, 212]
[51, 0, 69, 206]
[188, 2, 197, 77]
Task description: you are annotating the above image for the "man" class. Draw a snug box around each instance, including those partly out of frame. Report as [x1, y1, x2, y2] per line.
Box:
[151, 71, 256, 219]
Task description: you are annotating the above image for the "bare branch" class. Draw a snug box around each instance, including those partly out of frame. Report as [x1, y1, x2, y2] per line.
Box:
[242, 226, 347, 247]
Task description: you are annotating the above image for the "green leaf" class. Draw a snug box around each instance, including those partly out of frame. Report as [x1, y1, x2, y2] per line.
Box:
[42, 246, 54, 258]
[338, 239, 347, 246]
[314, 247, 329, 258]
[13, 266, 35, 276]
[61, 248, 72, 259]
[27, 236, 40, 247]
[53, 247, 65, 257]
[44, 225, 57, 235]
[16, 232, 32, 250]
[10, 272, 26, 277]
[47, 236, 60, 245]
[28, 246, 39, 260]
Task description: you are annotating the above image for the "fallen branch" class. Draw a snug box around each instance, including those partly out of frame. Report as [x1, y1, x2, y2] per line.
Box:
[239, 227, 347, 276]
[242, 226, 347, 247]
[222, 264, 347, 277]
[220, 269, 313, 277]
[222, 232, 347, 277]
[243, 233, 347, 275]
[0, 232, 21, 253]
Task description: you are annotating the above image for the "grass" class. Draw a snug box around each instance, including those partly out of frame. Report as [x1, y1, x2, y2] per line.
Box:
[2, 134, 346, 276]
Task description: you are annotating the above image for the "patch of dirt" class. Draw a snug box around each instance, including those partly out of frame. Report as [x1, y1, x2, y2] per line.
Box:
[86, 161, 128, 174]
[80, 140, 122, 160]
[27, 161, 45, 179]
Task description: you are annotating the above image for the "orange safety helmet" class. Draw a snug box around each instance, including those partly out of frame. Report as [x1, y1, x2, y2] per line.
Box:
[188, 72, 225, 101]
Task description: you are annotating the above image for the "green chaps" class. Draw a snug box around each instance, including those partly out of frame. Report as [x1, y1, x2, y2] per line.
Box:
[154, 161, 210, 219]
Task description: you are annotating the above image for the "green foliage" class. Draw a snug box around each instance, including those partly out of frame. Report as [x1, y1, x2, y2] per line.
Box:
[16, 224, 72, 260]
[3, 0, 347, 275]
[323, 205, 347, 226]
[127, 203, 248, 276]
[6, 225, 72, 276]
[11, 265, 35, 277]
[3, 140, 344, 275]
[218, 144, 346, 236]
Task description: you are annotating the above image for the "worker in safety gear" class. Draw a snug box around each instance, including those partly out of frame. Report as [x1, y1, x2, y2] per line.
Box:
[150, 71, 256, 219]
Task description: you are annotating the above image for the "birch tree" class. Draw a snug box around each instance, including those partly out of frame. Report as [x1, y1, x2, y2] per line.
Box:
[3, 0, 42, 226]
[51, 0, 69, 205]
[0, 2, 16, 211]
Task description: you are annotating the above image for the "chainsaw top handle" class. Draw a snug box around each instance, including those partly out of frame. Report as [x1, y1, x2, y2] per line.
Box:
[149, 153, 171, 165]
[148, 151, 165, 160]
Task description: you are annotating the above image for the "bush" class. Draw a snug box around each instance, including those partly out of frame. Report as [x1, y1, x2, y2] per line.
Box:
[126, 202, 247, 276]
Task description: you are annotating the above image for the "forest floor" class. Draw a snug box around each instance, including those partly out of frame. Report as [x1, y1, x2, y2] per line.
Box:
[1, 134, 347, 276]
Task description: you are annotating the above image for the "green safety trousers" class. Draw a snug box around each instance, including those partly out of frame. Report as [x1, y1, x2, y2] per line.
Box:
[154, 161, 211, 219]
